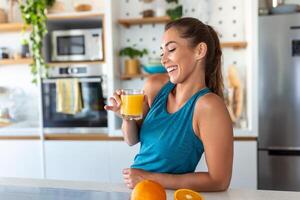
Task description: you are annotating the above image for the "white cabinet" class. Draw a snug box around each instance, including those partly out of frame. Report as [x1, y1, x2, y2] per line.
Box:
[196, 141, 257, 189]
[0, 140, 43, 178]
[44, 141, 139, 183]
[108, 141, 139, 183]
[44, 141, 110, 182]
[230, 141, 257, 189]
[44, 140, 257, 188]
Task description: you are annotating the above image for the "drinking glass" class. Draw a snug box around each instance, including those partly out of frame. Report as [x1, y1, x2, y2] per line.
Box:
[120, 89, 144, 120]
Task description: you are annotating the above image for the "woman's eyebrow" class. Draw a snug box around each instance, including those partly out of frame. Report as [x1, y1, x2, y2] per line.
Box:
[160, 41, 177, 49]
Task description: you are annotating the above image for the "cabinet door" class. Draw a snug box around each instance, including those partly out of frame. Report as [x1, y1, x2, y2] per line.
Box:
[0, 140, 43, 178]
[108, 141, 140, 183]
[45, 141, 110, 182]
[195, 141, 257, 189]
[230, 141, 257, 189]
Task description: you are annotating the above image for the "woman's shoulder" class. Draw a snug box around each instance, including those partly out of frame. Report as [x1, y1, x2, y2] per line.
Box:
[144, 73, 169, 106]
[195, 92, 228, 117]
[193, 92, 232, 138]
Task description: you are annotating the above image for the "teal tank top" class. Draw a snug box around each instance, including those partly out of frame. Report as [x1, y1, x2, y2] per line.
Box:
[131, 81, 210, 174]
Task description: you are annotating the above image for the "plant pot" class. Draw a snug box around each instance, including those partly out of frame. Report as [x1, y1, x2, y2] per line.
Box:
[124, 59, 140, 75]
[21, 44, 30, 58]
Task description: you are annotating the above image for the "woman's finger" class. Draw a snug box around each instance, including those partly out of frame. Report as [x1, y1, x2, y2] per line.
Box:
[113, 92, 121, 106]
[123, 174, 130, 179]
[104, 105, 113, 111]
[122, 168, 130, 174]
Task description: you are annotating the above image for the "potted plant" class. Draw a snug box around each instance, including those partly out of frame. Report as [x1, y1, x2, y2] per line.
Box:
[165, 0, 182, 20]
[19, 0, 54, 83]
[119, 46, 148, 75]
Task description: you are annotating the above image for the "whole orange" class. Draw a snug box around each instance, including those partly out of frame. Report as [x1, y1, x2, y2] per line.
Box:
[131, 180, 166, 200]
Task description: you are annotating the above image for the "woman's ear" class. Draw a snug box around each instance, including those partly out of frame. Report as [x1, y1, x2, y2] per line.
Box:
[195, 42, 207, 60]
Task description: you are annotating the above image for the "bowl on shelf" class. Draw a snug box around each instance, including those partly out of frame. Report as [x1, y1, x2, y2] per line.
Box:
[143, 64, 166, 74]
[271, 4, 298, 14]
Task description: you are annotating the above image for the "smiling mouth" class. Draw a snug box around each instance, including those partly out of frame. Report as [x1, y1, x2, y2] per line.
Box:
[166, 65, 178, 73]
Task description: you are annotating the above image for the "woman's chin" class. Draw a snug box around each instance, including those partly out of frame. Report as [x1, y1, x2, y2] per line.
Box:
[169, 76, 178, 84]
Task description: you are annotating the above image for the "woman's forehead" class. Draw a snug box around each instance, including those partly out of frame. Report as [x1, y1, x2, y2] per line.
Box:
[161, 28, 187, 47]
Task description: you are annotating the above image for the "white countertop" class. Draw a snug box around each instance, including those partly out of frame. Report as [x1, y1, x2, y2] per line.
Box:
[0, 177, 299, 200]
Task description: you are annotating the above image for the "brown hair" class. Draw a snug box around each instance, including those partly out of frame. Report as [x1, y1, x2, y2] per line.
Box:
[165, 17, 224, 98]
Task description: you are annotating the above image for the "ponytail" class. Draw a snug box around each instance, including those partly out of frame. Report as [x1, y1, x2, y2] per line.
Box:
[206, 25, 224, 99]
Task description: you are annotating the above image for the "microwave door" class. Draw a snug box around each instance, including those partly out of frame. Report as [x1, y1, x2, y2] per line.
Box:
[56, 35, 87, 61]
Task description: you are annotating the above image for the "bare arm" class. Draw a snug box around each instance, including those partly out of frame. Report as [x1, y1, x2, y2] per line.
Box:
[124, 94, 233, 191]
[106, 74, 169, 146]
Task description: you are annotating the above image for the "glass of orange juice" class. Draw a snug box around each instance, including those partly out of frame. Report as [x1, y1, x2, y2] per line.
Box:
[120, 89, 144, 120]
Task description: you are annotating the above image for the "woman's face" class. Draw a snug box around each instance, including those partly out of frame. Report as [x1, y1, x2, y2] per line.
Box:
[161, 28, 200, 84]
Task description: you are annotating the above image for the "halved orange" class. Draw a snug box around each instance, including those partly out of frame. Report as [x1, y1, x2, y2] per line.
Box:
[174, 189, 204, 200]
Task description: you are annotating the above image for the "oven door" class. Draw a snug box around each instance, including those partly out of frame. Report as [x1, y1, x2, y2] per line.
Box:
[42, 77, 107, 133]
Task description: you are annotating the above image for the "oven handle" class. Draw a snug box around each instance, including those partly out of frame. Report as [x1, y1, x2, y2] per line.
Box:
[42, 77, 102, 84]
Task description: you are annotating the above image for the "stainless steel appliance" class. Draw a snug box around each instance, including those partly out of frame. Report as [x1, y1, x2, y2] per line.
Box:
[51, 28, 103, 62]
[258, 14, 300, 191]
[42, 64, 108, 134]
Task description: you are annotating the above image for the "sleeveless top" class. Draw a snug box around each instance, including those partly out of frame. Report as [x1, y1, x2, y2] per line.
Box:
[131, 81, 211, 174]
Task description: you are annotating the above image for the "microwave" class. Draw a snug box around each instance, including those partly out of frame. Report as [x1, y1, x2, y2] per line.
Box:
[51, 28, 103, 62]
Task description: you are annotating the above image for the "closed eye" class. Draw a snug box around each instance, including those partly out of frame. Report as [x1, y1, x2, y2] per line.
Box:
[160, 48, 176, 57]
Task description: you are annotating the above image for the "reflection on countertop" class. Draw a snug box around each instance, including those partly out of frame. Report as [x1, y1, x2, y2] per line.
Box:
[0, 120, 39, 136]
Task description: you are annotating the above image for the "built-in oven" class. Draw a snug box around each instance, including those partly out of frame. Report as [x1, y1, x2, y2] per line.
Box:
[42, 64, 108, 134]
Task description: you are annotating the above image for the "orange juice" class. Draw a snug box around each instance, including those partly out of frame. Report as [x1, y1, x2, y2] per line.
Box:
[121, 89, 144, 120]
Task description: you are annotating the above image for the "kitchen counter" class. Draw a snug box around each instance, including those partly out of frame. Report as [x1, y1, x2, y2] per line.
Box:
[0, 133, 257, 141]
[0, 177, 299, 200]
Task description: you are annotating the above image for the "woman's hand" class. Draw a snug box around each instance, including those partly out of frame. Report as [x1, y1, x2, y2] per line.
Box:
[123, 168, 150, 189]
[104, 89, 122, 118]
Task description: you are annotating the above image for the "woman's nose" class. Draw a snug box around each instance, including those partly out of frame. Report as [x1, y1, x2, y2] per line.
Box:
[161, 54, 168, 66]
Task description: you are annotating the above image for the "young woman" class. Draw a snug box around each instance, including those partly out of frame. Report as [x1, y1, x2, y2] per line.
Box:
[104, 17, 233, 192]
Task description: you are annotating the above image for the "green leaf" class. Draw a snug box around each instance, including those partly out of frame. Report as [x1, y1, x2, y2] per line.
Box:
[119, 47, 148, 59]
[19, 0, 48, 83]
[166, 5, 183, 20]
[166, 0, 178, 3]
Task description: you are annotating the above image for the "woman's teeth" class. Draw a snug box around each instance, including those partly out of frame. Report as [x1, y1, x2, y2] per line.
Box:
[167, 66, 177, 73]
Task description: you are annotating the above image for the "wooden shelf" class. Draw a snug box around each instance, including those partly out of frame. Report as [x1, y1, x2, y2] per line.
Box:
[48, 60, 104, 67]
[120, 73, 151, 80]
[0, 58, 32, 65]
[0, 135, 40, 140]
[47, 12, 104, 20]
[118, 16, 171, 28]
[221, 42, 247, 49]
[0, 23, 29, 32]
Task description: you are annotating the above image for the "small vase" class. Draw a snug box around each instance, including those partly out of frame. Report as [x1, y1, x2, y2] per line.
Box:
[124, 59, 140, 75]
[21, 44, 30, 58]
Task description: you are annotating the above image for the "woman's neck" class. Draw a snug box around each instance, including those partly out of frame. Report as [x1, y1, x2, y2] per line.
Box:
[171, 69, 206, 106]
